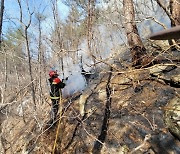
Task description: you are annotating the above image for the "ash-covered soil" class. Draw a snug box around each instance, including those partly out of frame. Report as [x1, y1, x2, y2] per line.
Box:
[1, 63, 179, 154]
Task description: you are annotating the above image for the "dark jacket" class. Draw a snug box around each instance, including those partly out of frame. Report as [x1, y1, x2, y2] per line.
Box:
[48, 77, 65, 99]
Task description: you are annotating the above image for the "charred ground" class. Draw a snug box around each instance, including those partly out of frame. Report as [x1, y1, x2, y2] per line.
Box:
[0, 42, 180, 154]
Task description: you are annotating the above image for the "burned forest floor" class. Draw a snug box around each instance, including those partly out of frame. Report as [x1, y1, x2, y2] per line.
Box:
[0, 42, 180, 154]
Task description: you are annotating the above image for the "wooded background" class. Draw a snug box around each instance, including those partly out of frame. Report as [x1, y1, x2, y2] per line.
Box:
[0, 0, 179, 105]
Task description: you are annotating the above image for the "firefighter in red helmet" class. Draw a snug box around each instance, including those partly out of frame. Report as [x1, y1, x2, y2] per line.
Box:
[48, 70, 65, 125]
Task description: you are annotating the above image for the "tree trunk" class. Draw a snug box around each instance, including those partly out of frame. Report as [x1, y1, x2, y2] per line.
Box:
[169, 0, 180, 47]
[123, 0, 147, 67]
[155, 0, 180, 46]
[13, 53, 20, 89]
[4, 51, 7, 92]
[0, 0, 4, 45]
[52, 0, 65, 77]
[25, 26, 36, 109]
[38, 18, 42, 104]
[170, 0, 180, 27]
[87, 0, 96, 66]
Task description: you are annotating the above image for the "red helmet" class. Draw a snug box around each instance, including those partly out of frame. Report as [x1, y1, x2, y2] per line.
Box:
[49, 70, 58, 78]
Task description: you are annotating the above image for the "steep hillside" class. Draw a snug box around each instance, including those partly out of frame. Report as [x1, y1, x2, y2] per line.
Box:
[1, 62, 179, 154]
[0, 40, 179, 153]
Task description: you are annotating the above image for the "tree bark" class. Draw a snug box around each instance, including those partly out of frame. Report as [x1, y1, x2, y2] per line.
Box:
[0, 0, 4, 45]
[123, 0, 147, 67]
[37, 16, 43, 104]
[169, 0, 180, 46]
[170, 0, 180, 27]
[4, 51, 7, 92]
[87, 0, 96, 66]
[25, 26, 36, 108]
[52, 0, 65, 77]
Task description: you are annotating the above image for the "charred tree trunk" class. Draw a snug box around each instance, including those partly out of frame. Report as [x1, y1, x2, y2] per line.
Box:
[123, 0, 147, 67]
[0, 0, 4, 46]
[169, 0, 180, 27]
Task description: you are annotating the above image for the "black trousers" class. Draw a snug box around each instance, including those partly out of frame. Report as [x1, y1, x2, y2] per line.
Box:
[51, 99, 59, 121]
